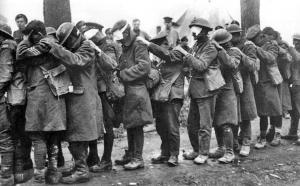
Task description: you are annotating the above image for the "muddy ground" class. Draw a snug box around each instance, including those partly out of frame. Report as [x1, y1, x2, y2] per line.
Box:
[22, 118, 300, 186]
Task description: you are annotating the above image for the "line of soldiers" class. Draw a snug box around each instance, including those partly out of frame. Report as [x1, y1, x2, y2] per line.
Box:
[0, 13, 299, 185]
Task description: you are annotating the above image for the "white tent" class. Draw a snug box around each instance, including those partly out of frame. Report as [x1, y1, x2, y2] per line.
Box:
[173, 0, 234, 45]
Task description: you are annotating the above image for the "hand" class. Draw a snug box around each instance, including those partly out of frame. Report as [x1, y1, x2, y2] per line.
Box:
[88, 40, 103, 56]
[136, 36, 150, 46]
[174, 45, 189, 56]
[211, 40, 223, 51]
[39, 37, 55, 48]
[244, 40, 256, 47]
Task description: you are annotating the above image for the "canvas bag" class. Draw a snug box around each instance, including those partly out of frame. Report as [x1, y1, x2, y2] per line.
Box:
[151, 71, 181, 102]
[40, 64, 72, 97]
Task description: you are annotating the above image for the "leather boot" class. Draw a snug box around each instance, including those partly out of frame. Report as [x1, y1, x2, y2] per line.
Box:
[115, 150, 132, 165]
[45, 145, 62, 184]
[61, 143, 90, 184]
[151, 155, 169, 164]
[209, 147, 225, 159]
[266, 126, 275, 142]
[270, 128, 281, 146]
[167, 155, 179, 167]
[123, 158, 144, 170]
[0, 152, 14, 186]
[218, 149, 235, 164]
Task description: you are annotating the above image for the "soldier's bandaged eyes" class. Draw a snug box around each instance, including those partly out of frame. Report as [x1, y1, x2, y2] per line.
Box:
[84, 29, 98, 40]
[190, 26, 202, 35]
[113, 23, 128, 41]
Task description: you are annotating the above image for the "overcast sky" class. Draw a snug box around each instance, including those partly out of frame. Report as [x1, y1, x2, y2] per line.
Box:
[1, 0, 300, 44]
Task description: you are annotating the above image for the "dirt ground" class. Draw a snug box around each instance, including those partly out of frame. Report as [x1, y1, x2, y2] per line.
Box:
[22, 118, 300, 186]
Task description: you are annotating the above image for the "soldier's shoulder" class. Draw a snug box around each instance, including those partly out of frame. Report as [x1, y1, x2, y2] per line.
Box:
[1, 39, 17, 50]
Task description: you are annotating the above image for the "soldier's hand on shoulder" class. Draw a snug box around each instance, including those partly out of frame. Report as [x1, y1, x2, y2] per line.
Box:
[136, 36, 150, 46]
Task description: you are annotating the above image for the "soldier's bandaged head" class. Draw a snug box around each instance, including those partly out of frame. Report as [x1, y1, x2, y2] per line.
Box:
[190, 26, 202, 36]
[113, 23, 129, 41]
[84, 29, 99, 40]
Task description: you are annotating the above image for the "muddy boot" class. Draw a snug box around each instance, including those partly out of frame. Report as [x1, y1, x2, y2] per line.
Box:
[270, 128, 281, 146]
[209, 147, 225, 159]
[183, 151, 199, 160]
[34, 168, 46, 183]
[193, 154, 208, 164]
[218, 125, 235, 164]
[167, 156, 178, 167]
[45, 145, 62, 184]
[123, 158, 144, 170]
[239, 139, 251, 157]
[115, 150, 132, 165]
[266, 126, 275, 142]
[151, 155, 169, 164]
[254, 137, 267, 149]
[282, 116, 299, 141]
[218, 149, 235, 164]
[89, 160, 112, 173]
[0, 152, 14, 186]
[61, 143, 90, 184]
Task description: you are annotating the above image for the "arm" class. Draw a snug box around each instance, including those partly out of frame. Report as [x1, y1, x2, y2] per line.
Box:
[97, 52, 118, 71]
[16, 39, 50, 60]
[120, 41, 151, 82]
[49, 40, 95, 67]
[0, 41, 14, 95]
[256, 42, 278, 65]
[184, 42, 218, 72]
[218, 48, 240, 69]
[289, 47, 300, 62]
[242, 44, 260, 72]
[148, 43, 183, 63]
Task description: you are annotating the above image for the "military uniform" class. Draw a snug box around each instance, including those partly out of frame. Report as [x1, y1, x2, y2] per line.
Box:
[0, 27, 15, 186]
[148, 40, 185, 165]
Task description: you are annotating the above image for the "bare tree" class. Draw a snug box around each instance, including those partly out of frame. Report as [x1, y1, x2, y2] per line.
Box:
[43, 0, 71, 29]
[240, 0, 260, 33]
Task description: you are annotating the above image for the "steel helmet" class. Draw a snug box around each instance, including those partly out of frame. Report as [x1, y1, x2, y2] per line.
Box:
[189, 17, 212, 31]
[226, 24, 242, 34]
[212, 29, 232, 44]
[56, 22, 76, 45]
[293, 33, 300, 40]
[0, 23, 13, 39]
[46, 27, 56, 36]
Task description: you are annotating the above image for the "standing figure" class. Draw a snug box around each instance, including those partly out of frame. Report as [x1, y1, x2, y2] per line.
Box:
[16, 20, 67, 184]
[41, 22, 104, 184]
[112, 20, 153, 170]
[13, 14, 28, 44]
[182, 18, 220, 164]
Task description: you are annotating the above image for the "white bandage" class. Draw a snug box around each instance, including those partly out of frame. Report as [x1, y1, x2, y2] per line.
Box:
[113, 23, 129, 41]
[84, 29, 98, 40]
[190, 26, 202, 36]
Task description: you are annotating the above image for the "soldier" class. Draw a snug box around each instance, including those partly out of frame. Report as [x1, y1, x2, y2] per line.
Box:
[160, 16, 180, 48]
[0, 23, 16, 186]
[226, 24, 259, 157]
[245, 25, 282, 148]
[210, 29, 240, 163]
[16, 20, 67, 184]
[13, 14, 28, 43]
[137, 32, 187, 166]
[286, 33, 300, 145]
[182, 18, 220, 164]
[132, 19, 151, 41]
[40, 22, 104, 184]
[112, 20, 153, 170]
[83, 22, 118, 172]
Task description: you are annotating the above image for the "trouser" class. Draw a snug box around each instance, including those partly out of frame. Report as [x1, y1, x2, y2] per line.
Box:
[187, 96, 216, 155]
[127, 126, 144, 160]
[233, 120, 252, 145]
[259, 116, 282, 138]
[87, 93, 114, 166]
[0, 103, 14, 179]
[289, 85, 300, 136]
[69, 142, 89, 174]
[8, 105, 33, 172]
[154, 99, 183, 156]
[29, 132, 61, 171]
